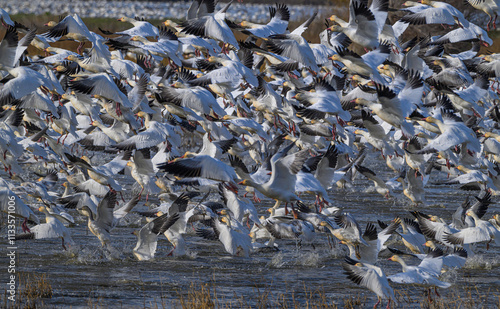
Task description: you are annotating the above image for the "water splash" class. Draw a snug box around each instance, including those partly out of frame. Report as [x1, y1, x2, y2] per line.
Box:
[465, 254, 500, 270]
[267, 252, 285, 268]
[295, 252, 321, 267]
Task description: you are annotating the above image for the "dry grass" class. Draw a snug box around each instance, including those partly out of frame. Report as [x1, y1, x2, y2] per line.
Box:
[3, 274, 500, 309]
[393, 282, 500, 309]
[175, 279, 345, 309]
[75, 275, 500, 309]
[2, 272, 53, 309]
[19, 273, 53, 300]
[177, 281, 217, 309]
[171, 278, 500, 309]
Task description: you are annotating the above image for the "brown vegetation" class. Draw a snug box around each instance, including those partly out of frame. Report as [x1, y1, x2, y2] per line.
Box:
[3, 272, 53, 309]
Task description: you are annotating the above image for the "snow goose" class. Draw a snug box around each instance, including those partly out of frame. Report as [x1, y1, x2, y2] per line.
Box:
[60, 92, 99, 122]
[155, 69, 226, 119]
[426, 58, 473, 89]
[0, 8, 14, 27]
[116, 17, 159, 38]
[354, 82, 415, 136]
[217, 214, 253, 257]
[321, 212, 368, 258]
[432, 74, 489, 117]
[418, 0, 468, 23]
[293, 201, 340, 232]
[329, 47, 386, 82]
[412, 211, 459, 247]
[161, 200, 215, 256]
[423, 241, 468, 269]
[15, 181, 57, 203]
[0, 26, 36, 68]
[388, 249, 451, 302]
[87, 119, 130, 144]
[50, 104, 79, 145]
[442, 165, 496, 191]
[126, 150, 161, 200]
[240, 4, 289, 38]
[41, 46, 79, 64]
[112, 193, 141, 228]
[114, 111, 180, 151]
[132, 212, 180, 261]
[399, 217, 427, 254]
[130, 28, 182, 66]
[432, 21, 492, 46]
[490, 214, 500, 231]
[228, 155, 268, 201]
[35, 170, 59, 189]
[354, 128, 393, 157]
[353, 109, 391, 144]
[157, 134, 238, 184]
[109, 53, 146, 81]
[219, 183, 259, 227]
[0, 179, 39, 226]
[57, 189, 99, 216]
[294, 78, 350, 121]
[41, 201, 75, 227]
[0, 67, 51, 106]
[221, 115, 270, 141]
[311, 144, 341, 191]
[185, 0, 216, 20]
[180, 0, 239, 50]
[159, 153, 238, 183]
[64, 53, 117, 76]
[399, 1, 456, 26]
[0, 118, 24, 161]
[465, 0, 500, 31]
[403, 136, 430, 174]
[43, 14, 97, 54]
[92, 95, 141, 132]
[81, 190, 116, 249]
[342, 257, 395, 308]
[445, 209, 500, 248]
[451, 193, 491, 230]
[238, 143, 309, 212]
[244, 76, 287, 128]
[68, 73, 134, 109]
[15, 205, 74, 250]
[294, 167, 332, 210]
[344, 219, 400, 264]
[191, 54, 258, 88]
[263, 11, 319, 73]
[355, 164, 392, 198]
[262, 212, 316, 246]
[416, 113, 481, 155]
[415, 0, 491, 46]
[396, 168, 426, 205]
[197, 216, 253, 257]
[136, 191, 199, 219]
[65, 153, 125, 194]
[14, 88, 59, 120]
[329, 0, 389, 50]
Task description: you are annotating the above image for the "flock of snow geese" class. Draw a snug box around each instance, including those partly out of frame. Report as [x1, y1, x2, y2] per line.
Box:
[1, 0, 500, 306]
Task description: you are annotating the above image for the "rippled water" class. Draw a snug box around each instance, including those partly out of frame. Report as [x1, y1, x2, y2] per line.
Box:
[1, 151, 500, 308]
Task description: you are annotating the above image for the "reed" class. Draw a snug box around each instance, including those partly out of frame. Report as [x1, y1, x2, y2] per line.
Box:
[170, 278, 500, 309]
[20, 273, 53, 300]
[2, 272, 54, 309]
[4, 274, 499, 309]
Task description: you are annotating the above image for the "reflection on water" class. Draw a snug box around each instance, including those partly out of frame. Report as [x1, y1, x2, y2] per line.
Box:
[1, 152, 499, 308]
